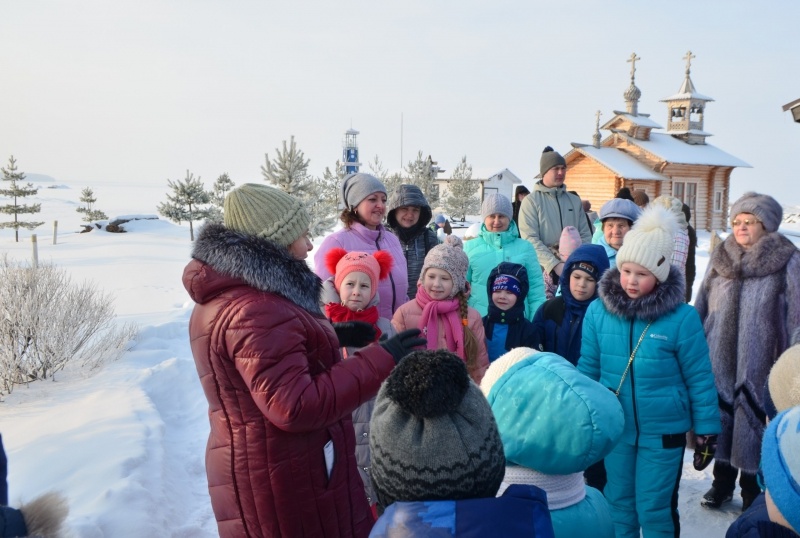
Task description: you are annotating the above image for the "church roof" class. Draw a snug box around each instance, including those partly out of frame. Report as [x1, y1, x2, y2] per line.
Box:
[602, 111, 663, 130]
[567, 143, 669, 181]
[660, 75, 715, 102]
[619, 132, 751, 168]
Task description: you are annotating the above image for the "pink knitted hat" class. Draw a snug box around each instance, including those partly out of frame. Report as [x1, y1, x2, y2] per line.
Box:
[559, 226, 582, 260]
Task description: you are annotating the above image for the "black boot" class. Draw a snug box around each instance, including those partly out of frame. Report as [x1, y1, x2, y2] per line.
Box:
[701, 486, 733, 509]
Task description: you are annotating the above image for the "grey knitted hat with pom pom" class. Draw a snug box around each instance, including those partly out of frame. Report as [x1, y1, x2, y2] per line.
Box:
[369, 350, 505, 509]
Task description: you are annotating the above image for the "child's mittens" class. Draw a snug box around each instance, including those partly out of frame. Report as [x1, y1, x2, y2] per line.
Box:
[332, 321, 377, 348]
[693, 434, 718, 471]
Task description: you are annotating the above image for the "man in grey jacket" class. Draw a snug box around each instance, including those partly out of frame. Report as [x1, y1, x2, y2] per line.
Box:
[519, 146, 592, 282]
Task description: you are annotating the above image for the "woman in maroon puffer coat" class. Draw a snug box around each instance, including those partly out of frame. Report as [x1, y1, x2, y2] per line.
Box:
[183, 184, 422, 537]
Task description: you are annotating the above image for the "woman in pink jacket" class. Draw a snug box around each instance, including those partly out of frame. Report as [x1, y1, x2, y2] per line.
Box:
[314, 173, 408, 319]
[392, 235, 489, 384]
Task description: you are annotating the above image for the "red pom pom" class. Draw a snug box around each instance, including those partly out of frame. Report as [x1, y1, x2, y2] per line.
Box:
[324, 247, 349, 276]
[373, 250, 394, 281]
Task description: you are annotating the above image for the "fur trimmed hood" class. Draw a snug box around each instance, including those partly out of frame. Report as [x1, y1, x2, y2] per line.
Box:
[186, 223, 322, 315]
[599, 264, 685, 321]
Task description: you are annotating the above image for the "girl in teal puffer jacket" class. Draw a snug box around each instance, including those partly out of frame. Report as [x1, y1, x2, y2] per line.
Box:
[578, 206, 720, 538]
[464, 193, 545, 320]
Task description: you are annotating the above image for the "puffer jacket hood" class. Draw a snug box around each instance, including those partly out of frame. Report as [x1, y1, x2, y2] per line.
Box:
[485, 350, 624, 474]
[561, 244, 610, 308]
[386, 184, 433, 231]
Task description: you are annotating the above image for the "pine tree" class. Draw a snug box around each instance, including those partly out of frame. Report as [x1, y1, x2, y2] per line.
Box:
[404, 151, 438, 206]
[444, 156, 480, 221]
[262, 136, 338, 238]
[76, 187, 109, 223]
[261, 136, 312, 198]
[0, 156, 44, 242]
[157, 170, 212, 241]
[205, 173, 235, 223]
[209, 173, 235, 209]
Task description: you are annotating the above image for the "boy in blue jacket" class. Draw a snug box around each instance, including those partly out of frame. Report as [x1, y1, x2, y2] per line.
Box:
[578, 205, 721, 538]
[483, 262, 539, 362]
[531, 244, 609, 366]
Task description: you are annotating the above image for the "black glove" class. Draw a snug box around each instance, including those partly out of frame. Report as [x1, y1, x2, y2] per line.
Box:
[693, 434, 718, 471]
[379, 329, 427, 364]
[332, 321, 377, 348]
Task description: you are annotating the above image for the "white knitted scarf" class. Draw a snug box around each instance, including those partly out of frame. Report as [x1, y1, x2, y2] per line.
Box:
[497, 466, 586, 510]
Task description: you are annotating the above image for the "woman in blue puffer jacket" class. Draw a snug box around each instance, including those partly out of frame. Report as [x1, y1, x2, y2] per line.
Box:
[464, 193, 545, 319]
[578, 206, 720, 538]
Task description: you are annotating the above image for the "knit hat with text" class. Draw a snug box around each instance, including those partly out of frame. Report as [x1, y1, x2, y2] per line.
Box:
[369, 349, 505, 509]
[615, 204, 678, 283]
[419, 235, 468, 297]
[325, 249, 393, 302]
[224, 183, 310, 247]
[539, 146, 566, 177]
[730, 191, 783, 233]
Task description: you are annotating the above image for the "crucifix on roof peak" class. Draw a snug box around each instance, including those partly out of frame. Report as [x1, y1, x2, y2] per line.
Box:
[627, 52, 640, 82]
[683, 50, 696, 75]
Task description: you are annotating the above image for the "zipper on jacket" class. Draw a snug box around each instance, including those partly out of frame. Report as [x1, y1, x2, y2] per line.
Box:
[375, 233, 397, 312]
[629, 318, 641, 446]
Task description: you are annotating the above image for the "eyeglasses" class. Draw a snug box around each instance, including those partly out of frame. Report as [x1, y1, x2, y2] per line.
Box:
[732, 218, 761, 227]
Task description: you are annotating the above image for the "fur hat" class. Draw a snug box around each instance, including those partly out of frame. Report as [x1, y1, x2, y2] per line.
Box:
[632, 190, 650, 207]
[481, 193, 513, 221]
[765, 328, 800, 420]
[540, 146, 566, 177]
[615, 205, 678, 283]
[419, 235, 468, 297]
[730, 191, 783, 233]
[761, 405, 800, 533]
[558, 226, 582, 260]
[481, 348, 624, 475]
[341, 172, 387, 210]
[652, 195, 688, 230]
[599, 198, 642, 224]
[369, 350, 505, 508]
[325, 248, 393, 302]
[224, 183, 310, 247]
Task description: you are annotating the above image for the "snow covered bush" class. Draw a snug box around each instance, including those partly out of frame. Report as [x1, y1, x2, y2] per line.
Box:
[0, 255, 137, 395]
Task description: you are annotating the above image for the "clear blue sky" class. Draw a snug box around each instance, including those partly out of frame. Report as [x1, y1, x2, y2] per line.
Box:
[2, 1, 799, 204]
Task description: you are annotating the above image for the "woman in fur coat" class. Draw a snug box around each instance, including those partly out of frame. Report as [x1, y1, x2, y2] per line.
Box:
[183, 184, 424, 537]
[694, 192, 800, 512]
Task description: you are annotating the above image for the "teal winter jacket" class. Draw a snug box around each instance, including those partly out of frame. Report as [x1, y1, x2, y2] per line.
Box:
[464, 221, 546, 320]
[578, 266, 720, 446]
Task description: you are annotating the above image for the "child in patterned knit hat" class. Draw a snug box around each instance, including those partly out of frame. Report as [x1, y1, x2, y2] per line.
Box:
[369, 350, 555, 536]
[391, 235, 490, 384]
[483, 262, 539, 362]
[321, 248, 396, 516]
[577, 205, 720, 538]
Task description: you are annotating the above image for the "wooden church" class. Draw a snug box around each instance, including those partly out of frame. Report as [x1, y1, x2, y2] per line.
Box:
[563, 51, 750, 232]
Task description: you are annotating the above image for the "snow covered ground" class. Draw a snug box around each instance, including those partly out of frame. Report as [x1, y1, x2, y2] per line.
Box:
[1, 180, 799, 537]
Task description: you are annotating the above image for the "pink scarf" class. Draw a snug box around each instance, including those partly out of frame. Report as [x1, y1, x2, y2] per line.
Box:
[415, 286, 465, 360]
